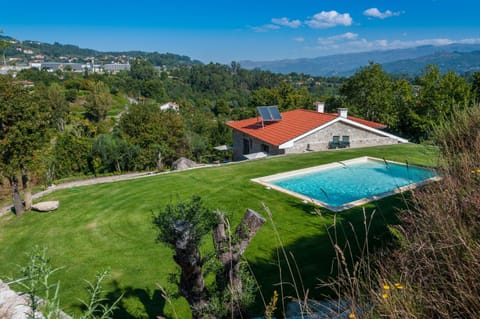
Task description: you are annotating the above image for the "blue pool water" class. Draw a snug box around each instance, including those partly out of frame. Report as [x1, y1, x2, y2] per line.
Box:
[270, 159, 437, 209]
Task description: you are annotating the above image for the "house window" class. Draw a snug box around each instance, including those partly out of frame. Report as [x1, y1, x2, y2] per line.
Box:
[329, 135, 341, 149]
[342, 135, 350, 148]
[243, 138, 250, 154]
[261, 144, 269, 153]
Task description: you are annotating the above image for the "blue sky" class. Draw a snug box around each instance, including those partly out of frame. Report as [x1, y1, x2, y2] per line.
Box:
[1, 0, 479, 63]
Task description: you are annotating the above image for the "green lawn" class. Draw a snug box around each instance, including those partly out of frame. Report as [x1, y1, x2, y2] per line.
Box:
[0, 144, 438, 318]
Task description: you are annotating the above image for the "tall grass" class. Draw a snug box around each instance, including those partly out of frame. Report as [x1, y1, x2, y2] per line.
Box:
[327, 106, 480, 318]
[375, 107, 480, 318]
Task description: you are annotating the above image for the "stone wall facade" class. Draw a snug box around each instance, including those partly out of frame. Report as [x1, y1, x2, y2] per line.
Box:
[285, 121, 399, 154]
[232, 130, 283, 160]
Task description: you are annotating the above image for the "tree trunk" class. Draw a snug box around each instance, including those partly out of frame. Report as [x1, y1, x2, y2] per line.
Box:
[213, 209, 266, 318]
[172, 222, 210, 319]
[21, 168, 32, 211]
[58, 118, 65, 133]
[115, 160, 121, 173]
[8, 175, 24, 216]
[157, 151, 163, 172]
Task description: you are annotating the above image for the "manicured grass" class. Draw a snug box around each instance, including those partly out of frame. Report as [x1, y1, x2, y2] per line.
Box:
[0, 144, 438, 318]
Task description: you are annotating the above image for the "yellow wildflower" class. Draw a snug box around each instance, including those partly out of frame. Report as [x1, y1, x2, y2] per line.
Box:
[394, 283, 404, 289]
[349, 313, 356, 319]
[383, 284, 390, 290]
[382, 293, 388, 299]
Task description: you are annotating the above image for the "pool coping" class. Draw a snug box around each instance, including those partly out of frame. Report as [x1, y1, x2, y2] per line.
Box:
[251, 156, 441, 212]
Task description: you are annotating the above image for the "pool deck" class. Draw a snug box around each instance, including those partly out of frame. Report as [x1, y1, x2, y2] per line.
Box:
[251, 156, 441, 212]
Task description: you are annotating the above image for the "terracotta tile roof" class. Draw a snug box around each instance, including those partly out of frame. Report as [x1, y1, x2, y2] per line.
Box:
[346, 115, 386, 130]
[226, 109, 386, 146]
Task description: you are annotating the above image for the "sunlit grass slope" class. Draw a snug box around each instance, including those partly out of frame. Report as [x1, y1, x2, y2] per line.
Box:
[0, 144, 437, 318]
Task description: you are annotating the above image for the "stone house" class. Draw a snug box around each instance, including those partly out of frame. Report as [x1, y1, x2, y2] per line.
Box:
[226, 106, 407, 161]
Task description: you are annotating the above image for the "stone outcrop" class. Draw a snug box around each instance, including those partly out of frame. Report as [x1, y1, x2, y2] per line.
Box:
[0, 280, 72, 319]
[172, 157, 197, 171]
[0, 280, 38, 319]
[31, 201, 59, 212]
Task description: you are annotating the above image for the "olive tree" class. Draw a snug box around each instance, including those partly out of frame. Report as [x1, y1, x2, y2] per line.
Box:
[153, 196, 265, 319]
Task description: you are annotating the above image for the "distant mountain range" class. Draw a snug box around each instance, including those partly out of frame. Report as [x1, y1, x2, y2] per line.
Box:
[239, 44, 480, 76]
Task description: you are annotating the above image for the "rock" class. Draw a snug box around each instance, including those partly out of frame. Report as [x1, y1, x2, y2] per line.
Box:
[0, 280, 72, 319]
[0, 280, 38, 319]
[31, 201, 59, 212]
[172, 157, 197, 171]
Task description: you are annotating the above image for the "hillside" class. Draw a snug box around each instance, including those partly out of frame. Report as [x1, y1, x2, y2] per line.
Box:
[4, 35, 480, 76]
[239, 43, 480, 76]
[382, 50, 480, 75]
[0, 35, 203, 67]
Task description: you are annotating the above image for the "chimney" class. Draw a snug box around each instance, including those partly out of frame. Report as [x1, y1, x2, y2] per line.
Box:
[337, 108, 348, 118]
[314, 101, 325, 113]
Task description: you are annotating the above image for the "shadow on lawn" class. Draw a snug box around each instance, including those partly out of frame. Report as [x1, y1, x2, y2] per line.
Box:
[247, 195, 404, 317]
[104, 280, 165, 319]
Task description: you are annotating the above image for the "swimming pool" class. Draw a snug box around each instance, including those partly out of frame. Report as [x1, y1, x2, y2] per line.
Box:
[252, 157, 439, 212]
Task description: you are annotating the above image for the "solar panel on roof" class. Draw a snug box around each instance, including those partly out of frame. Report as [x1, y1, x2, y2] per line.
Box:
[269, 106, 282, 120]
[257, 106, 272, 121]
[257, 105, 282, 122]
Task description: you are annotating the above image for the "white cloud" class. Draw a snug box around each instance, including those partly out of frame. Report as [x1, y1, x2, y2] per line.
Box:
[293, 37, 305, 43]
[251, 24, 281, 32]
[272, 17, 301, 28]
[457, 38, 480, 44]
[318, 32, 358, 45]
[308, 37, 480, 55]
[363, 8, 402, 19]
[306, 11, 353, 29]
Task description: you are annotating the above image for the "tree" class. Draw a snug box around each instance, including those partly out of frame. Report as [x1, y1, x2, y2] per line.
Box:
[0, 78, 51, 214]
[391, 79, 417, 138]
[212, 209, 266, 318]
[340, 62, 397, 127]
[84, 81, 112, 123]
[153, 196, 265, 319]
[51, 133, 93, 178]
[213, 99, 230, 116]
[119, 102, 188, 168]
[46, 83, 69, 132]
[281, 86, 313, 111]
[414, 65, 472, 140]
[92, 134, 139, 173]
[154, 196, 214, 316]
[472, 72, 480, 103]
[129, 58, 156, 81]
[251, 87, 279, 107]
